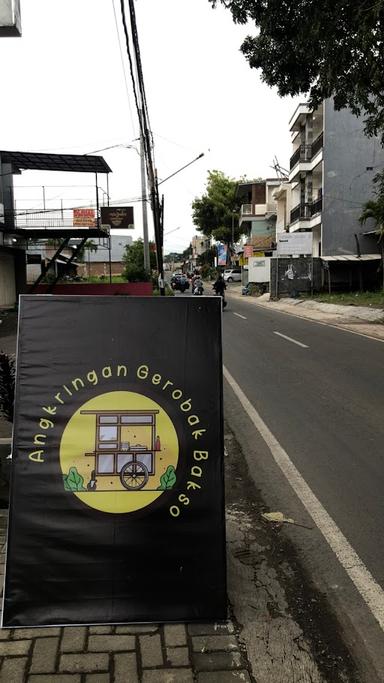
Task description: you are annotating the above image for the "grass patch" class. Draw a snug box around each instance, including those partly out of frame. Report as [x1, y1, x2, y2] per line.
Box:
[75, 275, 127, 283]
[306, 291, 384, 309]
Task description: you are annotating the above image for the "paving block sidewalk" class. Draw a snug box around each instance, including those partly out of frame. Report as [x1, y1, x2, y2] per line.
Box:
[0, 514, 253, 683]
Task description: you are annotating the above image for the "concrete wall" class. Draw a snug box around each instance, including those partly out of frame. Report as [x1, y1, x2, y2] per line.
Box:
[322, 99, 384, 256]
[0, 251, 16, 307]
[90, 235, 132, 263]
[270, 257, 323, 298]
[77, 261, 124, 277]
[33, 282, 153, 296]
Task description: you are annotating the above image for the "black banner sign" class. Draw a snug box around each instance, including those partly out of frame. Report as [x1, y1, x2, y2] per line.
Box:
[3, 296, 226, 627]
[100, 206, 134, 230]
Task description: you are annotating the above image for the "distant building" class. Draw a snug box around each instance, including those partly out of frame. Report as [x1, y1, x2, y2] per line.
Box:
[237, 178, 280, 256]
[77, 235, 133, 277]
[191, 235, 210, 268]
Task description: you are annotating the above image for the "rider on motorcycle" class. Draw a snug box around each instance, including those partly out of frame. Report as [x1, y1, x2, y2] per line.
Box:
[193, 276, 204, 295]
[213, 275, 226, 296]
[213, 275, 227, 307]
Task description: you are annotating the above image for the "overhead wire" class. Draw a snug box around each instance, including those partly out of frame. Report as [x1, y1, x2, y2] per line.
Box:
[118, 0, 164, 280]
[111, 0, 136, 138]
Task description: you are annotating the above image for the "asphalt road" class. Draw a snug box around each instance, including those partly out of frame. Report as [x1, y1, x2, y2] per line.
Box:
[221, 293, 384, 680]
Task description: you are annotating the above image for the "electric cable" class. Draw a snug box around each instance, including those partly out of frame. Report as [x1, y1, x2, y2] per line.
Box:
[111, 0, 136, 137]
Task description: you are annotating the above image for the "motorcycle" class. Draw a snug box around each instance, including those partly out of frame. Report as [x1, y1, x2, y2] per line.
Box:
[193, 281, 204, 296]
[212, 287, 227, 309]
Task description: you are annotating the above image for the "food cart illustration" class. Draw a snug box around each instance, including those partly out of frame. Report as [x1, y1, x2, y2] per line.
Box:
[81, 409, 160, 491]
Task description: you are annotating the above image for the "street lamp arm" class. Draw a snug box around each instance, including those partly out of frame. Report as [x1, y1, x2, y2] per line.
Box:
[86, 143, 140, 156]
[164, 226, 181, 236]
[158, 153, 204, 186]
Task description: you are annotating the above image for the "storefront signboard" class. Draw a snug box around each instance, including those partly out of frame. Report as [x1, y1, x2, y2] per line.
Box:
[3, 296, 226, 626]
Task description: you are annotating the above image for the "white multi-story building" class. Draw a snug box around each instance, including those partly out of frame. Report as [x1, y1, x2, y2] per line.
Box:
[284, 100, 384, 258]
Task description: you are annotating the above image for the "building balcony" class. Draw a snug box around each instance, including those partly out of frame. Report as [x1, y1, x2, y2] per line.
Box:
[240, 204, 253, 216]
[311, 132, 323, 157]
[290, 197, 322, 223]
[290, 144, 312, 170]
[289, 198, 322, 231]
[310, 196, 323, 216]
[290, 132, 323, 171]
[240, 202, 276, 218]
[289, 103, 311, 132]
[0, 208, 109, 240]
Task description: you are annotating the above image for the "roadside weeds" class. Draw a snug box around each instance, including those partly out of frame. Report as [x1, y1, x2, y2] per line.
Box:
[224, 425, 361, 683]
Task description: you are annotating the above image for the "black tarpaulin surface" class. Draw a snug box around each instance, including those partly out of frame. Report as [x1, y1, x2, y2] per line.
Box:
[3, 296, 226, 627]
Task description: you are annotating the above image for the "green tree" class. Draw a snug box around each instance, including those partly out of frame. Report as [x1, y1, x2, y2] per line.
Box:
[164, 251, 183, 264]
[75, 239, 98, 263]
[192, 170, 241, 245]
[359, 176, 384, 290]
[208, 0, 384, 141]
[122, 238, 156, 282]
[182, 244, 192, 260]
[197, 245, 216, 267]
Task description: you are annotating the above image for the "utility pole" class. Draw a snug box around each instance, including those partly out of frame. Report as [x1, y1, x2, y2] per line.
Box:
[231, 211, 236, 264]
[140, 131, 150, 273]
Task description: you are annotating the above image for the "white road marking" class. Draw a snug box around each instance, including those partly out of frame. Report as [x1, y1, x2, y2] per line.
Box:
[274, 331, 309, 348]
[228, 294, 384, 344]
[233, 312, 247, 320]
[223, 364, 384, 632]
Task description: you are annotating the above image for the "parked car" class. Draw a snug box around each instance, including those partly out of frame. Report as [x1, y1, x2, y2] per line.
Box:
[171, 273, 190, 292]
[223, 268, 241, 283]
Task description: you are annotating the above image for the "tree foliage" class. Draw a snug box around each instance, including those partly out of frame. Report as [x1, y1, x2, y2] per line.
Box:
[360, 172, 384, 237]
[192, 170, 242, 244]
[75, 239, 98, 263]
[197, 245, 216, 267]
[209, 0, 384, 140]
[359, 172, 384, 289]
[122, 238, 157, 282]
[164, 251, 184, 263]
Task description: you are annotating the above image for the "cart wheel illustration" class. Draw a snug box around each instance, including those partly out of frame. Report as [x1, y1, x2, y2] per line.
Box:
[120, 461, 149, 491]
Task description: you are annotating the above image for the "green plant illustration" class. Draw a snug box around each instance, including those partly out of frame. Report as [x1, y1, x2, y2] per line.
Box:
[157, 465, 177, 491]
[63, 467, 86, 492]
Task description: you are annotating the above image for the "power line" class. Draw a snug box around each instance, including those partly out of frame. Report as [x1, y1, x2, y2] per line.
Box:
[111, 0, 136, 137]
[118, 0, 164, 289]
[12, 196, 146, 218]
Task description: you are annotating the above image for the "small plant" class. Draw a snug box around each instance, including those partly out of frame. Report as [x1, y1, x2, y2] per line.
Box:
[0, 352, 15, 423]
[157, 465, 177, 490]
[63, 467, 86, 492]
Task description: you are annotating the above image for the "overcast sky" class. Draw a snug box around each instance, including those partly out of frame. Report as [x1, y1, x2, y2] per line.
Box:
[1, 0, 302, 253]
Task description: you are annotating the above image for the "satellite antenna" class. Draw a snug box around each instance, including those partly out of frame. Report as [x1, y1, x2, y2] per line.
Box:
[270, 156, 289, 179]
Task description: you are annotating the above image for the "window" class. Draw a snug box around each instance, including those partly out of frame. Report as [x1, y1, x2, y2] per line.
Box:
[97, 454, 115, 474]
[99, 416, 118, 424]
[136, 453, 153, 473]
[99, 426, 118, 441]
[121, 415, 153, 424]
[117, 454, 133, 472]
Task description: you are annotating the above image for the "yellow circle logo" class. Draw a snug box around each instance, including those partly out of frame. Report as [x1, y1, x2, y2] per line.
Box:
[60, 391, 179, 514]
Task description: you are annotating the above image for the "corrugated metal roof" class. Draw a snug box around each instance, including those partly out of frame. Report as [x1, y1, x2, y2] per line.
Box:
[321, 254, 381, 262]
[0, 150, 111, 174]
